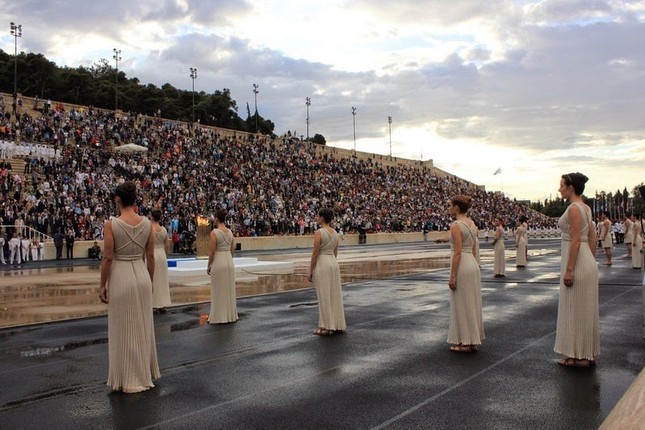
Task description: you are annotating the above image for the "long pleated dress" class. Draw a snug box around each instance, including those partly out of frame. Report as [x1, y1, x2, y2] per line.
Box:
[152, 226, 171, 309]
[516, 224, 528, 266]
[107, 217, 160, 393]
[448, 220, 485, 346]
[624, 218, 633, 246]
[493, 226, 505, 276]
[208, 229, 238, 324]
[600, 220, 613, 249]
[632, 222, 643, 269]
[554, 202, 600, 360]
[314, 228, 346, 331]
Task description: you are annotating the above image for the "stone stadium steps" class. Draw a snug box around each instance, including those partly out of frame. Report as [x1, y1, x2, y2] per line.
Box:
[19, 103, 43, 119]
[5, 158, 26, 173]
[2, 156, 45, 184]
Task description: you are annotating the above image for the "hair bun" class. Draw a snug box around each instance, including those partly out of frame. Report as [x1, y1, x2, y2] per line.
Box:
[450, 194, 473, 212]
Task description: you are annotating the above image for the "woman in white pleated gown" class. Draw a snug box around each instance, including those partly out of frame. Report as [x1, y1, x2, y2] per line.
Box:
[554, 172, 599, 367]
[447, 195, 484, 353]
[599, 212, 613, 265]
[99, 181, 160, 393]
[515, 217, 528, 267]
[150, 209, 171, 311]
[623, 216, 633, 259]
[207, 209, 238, 324]
[492, 218, 505, 277]
[309, 207, 346, 336]
[632, 216, 643, 269]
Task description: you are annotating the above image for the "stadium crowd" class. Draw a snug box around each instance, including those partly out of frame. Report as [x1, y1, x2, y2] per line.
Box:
[0, 96, 557, 247]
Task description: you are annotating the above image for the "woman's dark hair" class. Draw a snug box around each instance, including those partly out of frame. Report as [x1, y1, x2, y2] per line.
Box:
[319, 207, 334, 224]
[450, 195, 472, 213]
[215, 208, 227, 223]
[562, 172, 588, 196]
[519, 216, 528, 223]
[114, 181, 137, 207]
[151, 209, 162, 222]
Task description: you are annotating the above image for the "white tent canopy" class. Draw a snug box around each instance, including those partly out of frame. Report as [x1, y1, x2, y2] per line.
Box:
[114, 143, 148, 153]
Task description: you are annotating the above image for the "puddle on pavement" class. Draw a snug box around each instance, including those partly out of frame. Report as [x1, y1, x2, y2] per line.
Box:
[0, 256, 450, 329]
[20, 337, 108, 357]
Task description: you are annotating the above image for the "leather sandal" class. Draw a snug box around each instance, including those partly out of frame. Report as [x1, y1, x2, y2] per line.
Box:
[450, 344, 475, 353]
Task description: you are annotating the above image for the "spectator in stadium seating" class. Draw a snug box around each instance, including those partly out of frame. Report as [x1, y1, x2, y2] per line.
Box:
[89, 241, 102, 260]
[9, 232, 21, 264]
[21, 235, 31, 263]
[53, 229, 64, 260]
[1, 97, 560, 252]
[0, 231, 5, 264]
[65, 228, 75, 259]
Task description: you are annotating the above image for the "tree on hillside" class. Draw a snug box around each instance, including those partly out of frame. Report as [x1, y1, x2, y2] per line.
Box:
[542, 197, 569, 218]
[210, 89, 246, 130]
[23, 53, 57, 97]
[0, 49, 262, 134]
[529, 201, 544, 212]
[311, 133, 326, 145]
[88, 59, 112, 79]
[632, 183, 645, 215]
[57, 66, 95, 105]
[245, 107, 275, 135]
[0, 50, 13, 91]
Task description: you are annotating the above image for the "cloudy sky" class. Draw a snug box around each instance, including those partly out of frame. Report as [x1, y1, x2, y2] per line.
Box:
[3, 0, 645, 202]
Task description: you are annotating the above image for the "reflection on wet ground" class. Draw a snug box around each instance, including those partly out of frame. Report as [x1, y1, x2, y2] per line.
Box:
[234, 256, 451, 298]
[0, 260, 450, 328]
[19, 337, 109, 357]
[0, 244, 554, 328]
[2, 239, 642, 430]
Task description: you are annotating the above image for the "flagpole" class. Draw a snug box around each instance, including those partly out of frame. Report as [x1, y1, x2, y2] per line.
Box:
[501, 172, 504, 196]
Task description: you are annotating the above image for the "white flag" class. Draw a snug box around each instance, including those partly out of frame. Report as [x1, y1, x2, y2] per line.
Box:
[493, 167, 502, 175]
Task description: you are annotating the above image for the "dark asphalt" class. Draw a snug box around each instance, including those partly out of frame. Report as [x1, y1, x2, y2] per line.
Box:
[0, 241, 643, 430]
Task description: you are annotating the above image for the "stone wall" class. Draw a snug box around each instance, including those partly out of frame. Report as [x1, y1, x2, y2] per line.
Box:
[40, 231, 451, 260]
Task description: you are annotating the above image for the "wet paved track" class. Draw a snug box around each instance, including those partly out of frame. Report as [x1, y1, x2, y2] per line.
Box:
[0, 240, 643, 429]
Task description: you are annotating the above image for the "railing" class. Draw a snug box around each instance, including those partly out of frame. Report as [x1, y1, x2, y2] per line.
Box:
[0, 225, 52, 243]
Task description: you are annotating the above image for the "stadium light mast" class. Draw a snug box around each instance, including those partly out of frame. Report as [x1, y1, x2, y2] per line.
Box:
[112, 48, 122, 111]
[253, 83, 259, 133]
[9, 22, 22, 105]
[305, 97, 311, 140]
[190, 67, 197, 123]
[388, 116, 392, 157]
[351, 106, 357, 152]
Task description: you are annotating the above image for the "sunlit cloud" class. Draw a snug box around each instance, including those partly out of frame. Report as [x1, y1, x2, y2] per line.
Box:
[2, 0, 644, 201]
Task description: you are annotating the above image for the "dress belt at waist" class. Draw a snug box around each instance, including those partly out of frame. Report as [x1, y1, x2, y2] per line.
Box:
[561, 236, 588, 243]
[114, 255, 143, 261]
